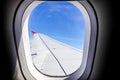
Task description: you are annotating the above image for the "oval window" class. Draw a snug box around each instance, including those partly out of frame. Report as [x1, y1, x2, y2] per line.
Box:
[29, 1, 84, 77]
[19, 1, 92, 80]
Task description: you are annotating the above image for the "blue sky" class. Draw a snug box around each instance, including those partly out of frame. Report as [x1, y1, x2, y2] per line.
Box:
[28, 1, 85, 50]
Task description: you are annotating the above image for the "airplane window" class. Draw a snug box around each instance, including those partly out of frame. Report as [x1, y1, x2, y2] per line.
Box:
[17, 1, 94, 80]
[29, 1, 84, 77]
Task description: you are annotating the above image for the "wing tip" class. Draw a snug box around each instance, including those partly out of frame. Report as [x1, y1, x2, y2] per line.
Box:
[31, 30, 36, 35]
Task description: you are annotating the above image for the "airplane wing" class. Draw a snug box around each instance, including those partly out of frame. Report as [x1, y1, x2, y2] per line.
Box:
[30, 33, 83, 76]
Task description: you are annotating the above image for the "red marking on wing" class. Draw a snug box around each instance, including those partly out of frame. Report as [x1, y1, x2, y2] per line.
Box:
[31, 31, 36, 35]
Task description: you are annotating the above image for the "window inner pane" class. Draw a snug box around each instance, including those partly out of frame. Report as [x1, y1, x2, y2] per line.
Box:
[28, 1, 85, 77]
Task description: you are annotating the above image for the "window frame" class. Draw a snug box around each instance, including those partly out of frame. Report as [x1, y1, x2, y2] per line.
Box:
[14, 0, 98, 80]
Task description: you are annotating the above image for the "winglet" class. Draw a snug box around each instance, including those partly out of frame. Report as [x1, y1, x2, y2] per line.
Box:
[31, 31, 36, 35]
